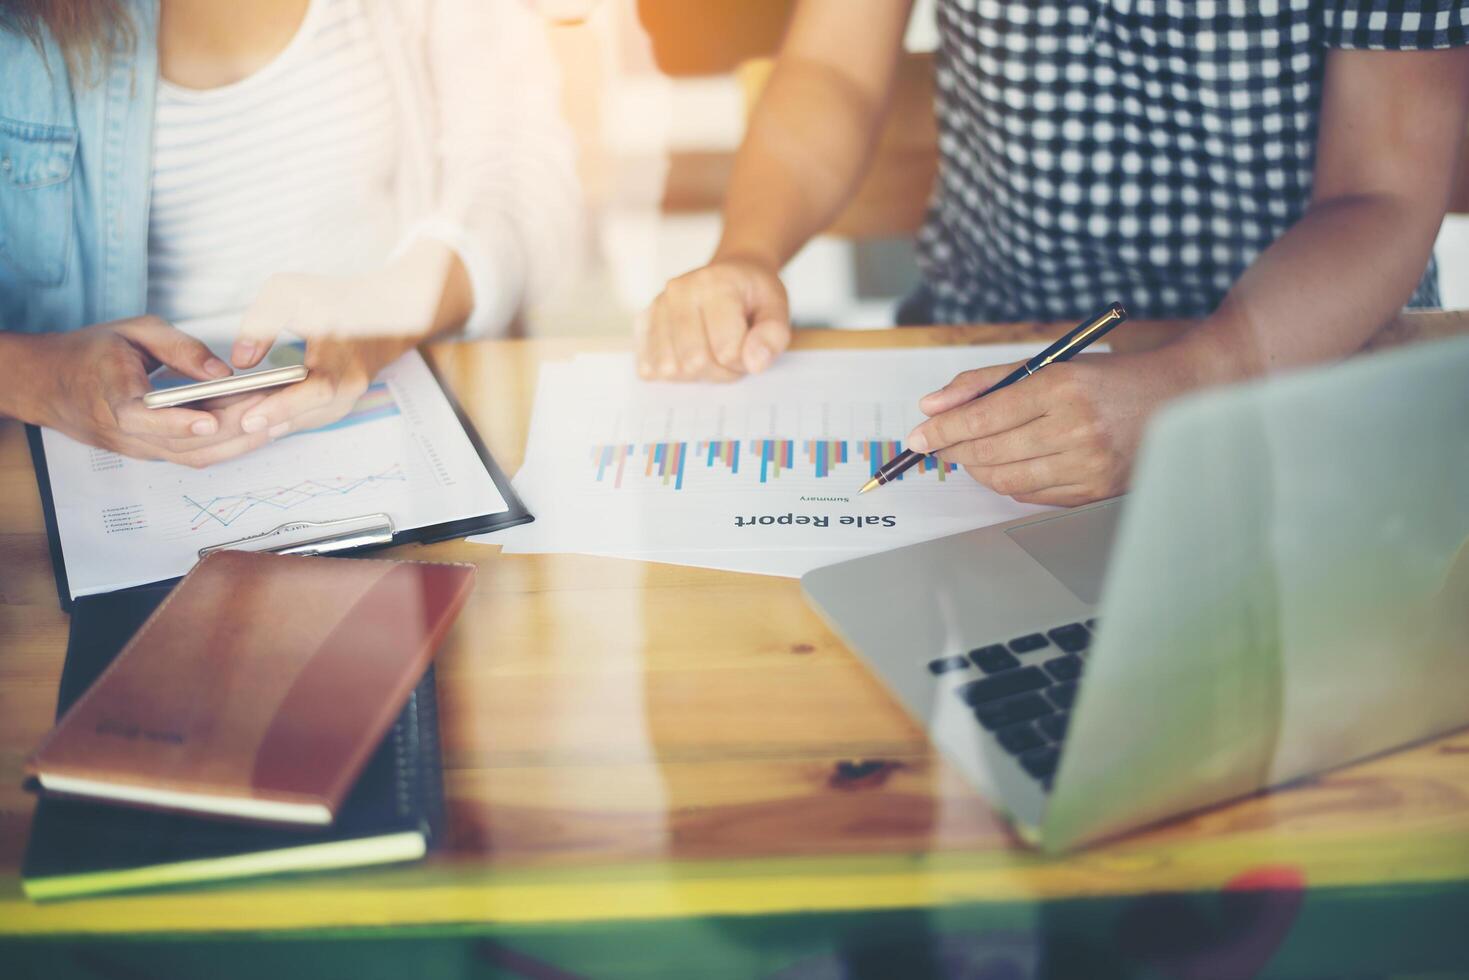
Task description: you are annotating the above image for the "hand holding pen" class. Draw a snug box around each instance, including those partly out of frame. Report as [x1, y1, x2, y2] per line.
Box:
[859, 303, 1128, 494]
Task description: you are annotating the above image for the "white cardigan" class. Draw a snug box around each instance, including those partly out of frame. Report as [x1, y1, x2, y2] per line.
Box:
[367, 0, 583, 335]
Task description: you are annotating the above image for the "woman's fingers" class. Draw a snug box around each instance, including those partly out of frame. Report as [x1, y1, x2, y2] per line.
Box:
[258, 388, 363, 437]
[231, 334, 280, 370]
[234, 278, 298, 368]
[114, 399, 223, 439]
[103, 414, 270, 467]
[167, 429, 274, 469]
[110, 391, 272, 453]
[239, 374, 338, 436]
[116, 316, 231, 381]
[102, 335, 223, 440]
[210, 392, 270, 429]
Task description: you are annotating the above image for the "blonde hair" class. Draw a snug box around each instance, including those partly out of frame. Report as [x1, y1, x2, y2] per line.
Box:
[0, 0, 134, 80]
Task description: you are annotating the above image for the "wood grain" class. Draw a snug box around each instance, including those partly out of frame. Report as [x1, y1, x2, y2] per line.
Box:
[1, 320, 1467, 935]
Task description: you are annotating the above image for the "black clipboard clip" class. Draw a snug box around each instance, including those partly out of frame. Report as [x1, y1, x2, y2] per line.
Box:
[197, 513, 395, 559]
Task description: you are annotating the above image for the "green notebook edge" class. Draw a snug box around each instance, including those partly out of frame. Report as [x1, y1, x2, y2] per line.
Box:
[22, 832, 429, 902]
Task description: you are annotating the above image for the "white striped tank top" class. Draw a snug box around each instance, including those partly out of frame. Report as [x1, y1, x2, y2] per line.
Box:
[146, 0, 402, 325]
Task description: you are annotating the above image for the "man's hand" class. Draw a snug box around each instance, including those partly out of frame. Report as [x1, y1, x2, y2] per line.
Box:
[905, 349, 1198, 507]
[12, 316, 273, 467]
[633, 0, 914, 383]
[637, 257, 791, 382]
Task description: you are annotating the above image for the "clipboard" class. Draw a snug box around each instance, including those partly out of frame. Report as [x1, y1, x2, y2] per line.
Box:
[26, 352, 531, 611]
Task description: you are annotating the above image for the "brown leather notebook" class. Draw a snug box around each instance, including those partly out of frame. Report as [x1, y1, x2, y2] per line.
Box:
[25, 552, 475, 827]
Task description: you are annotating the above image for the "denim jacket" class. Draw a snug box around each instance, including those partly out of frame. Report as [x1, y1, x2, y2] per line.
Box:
[0, 1, 159, 333]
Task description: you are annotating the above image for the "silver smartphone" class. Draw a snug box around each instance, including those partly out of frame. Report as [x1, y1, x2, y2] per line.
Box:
[143, 342, 308, 409]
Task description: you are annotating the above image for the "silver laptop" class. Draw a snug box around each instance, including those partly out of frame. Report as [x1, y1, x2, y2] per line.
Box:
[803, 334, 1469, 851]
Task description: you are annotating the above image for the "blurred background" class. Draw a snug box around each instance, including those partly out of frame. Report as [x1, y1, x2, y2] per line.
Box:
[528, 0, 1468, 341]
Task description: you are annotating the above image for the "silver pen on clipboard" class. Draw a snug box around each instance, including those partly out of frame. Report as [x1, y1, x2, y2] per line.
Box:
[197, 513, 395, 559]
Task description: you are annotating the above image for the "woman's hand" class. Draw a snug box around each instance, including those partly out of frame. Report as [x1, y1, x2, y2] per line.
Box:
[5, 316, 273, 467]
[905, 348, 1200, 507]
[224, 243, 467, 436]
[232, 332, 416, 439]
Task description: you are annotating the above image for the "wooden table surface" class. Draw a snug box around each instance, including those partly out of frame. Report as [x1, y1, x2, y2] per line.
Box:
[2, 321, 1467, 941]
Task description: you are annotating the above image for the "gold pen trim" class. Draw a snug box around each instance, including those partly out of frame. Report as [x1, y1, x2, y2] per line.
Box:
[1032, 306, 1125, 370]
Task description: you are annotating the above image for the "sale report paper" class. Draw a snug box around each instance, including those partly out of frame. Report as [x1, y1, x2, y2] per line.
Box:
[41, 350, 508, 599]
[481, 347, 1057, 576]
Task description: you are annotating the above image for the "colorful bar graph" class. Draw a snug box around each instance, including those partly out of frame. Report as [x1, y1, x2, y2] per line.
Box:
[699, 440, 741, 475]
[859, 440, 904, 478]
[858, 440, 960, 481]
[804, 440, 849, 478]
[592, 435, 960, 488]
[644, 441, 688, 489]
[591, 443, 635, 487]
[749, 439, 796, 483]
[916, 453, 961, 480]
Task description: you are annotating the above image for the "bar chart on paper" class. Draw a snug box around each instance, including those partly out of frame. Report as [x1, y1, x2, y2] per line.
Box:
[579, 398, 971, 496]
[589, 437, 962, 490]
[492, 348, 1055, 571]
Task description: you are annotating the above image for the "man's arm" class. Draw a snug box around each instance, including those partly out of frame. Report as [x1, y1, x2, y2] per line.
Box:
[1365, 308, 1469, 351]
[638, 0, 914, 380]
[906, 46, 1469, 507]
[715, 0, 916, 270]
[1179, 45, 1469, 385]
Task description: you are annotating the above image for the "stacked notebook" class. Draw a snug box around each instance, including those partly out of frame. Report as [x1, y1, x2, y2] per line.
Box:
[21, 553, 473, 901]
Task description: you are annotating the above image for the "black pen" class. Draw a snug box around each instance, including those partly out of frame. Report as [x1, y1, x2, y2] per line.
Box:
[858, 302, 1128, 494]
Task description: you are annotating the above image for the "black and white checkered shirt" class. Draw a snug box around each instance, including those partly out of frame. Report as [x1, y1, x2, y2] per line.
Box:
[914, 0, 1468, 324]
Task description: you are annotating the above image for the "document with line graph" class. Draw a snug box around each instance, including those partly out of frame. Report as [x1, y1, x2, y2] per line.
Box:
[38, 350, 510, 599]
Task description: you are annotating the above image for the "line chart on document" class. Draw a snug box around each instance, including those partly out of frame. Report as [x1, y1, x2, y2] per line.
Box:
[179, 464, 409, 531]
[134, 381, 419, 538]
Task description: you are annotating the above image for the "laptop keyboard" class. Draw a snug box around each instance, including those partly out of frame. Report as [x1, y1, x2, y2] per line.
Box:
[926, 619, 1096, 792]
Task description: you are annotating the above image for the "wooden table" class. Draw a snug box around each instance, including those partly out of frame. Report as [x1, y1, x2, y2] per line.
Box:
[2, 323, 1468, 978]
